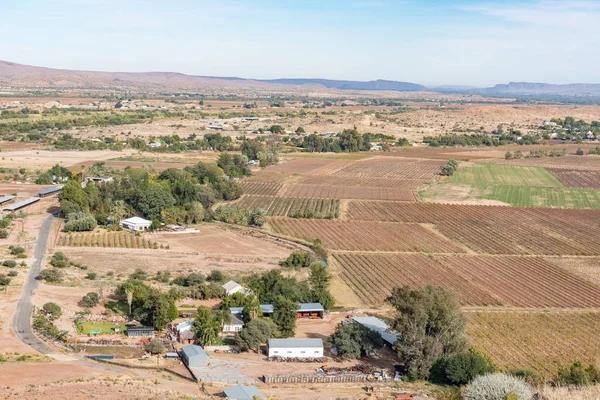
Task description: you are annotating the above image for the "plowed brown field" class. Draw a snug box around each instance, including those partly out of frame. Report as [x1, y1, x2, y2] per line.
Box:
[268, 218, 466, 253]
[347, 201, 600, 255]
[467, 311, 600, 377]
[281, 184, 416, 201]
[334, 253, 600, 308]
[331, 157, 445, 180]
[548, 168, 600, 189]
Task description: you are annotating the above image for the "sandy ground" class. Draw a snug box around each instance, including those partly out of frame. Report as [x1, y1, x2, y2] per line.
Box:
[0, 149, 132, 170]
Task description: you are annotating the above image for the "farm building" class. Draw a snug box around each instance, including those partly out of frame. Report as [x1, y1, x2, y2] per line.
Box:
[0, 195, 15, 205]
[207, 125, 225, 130]
[222, 313, 244, 333]
[267, 338, 323, 358]
[230, 304, 274, 317]
[126, 326, 155, 337]
[4, 197, 40, 212]
[38, 186, 63, 197]
[223, 384, 265, 400]
[119, 216, 152, 231]
[352, 316, 398, 346]
[222, 280, 253, 296]
[165, 352, 180, 361]
[179, 330, 195, 344]
[176, 320, 192, 334]
[297, 303, 324, 319]
[86, 177, 114, 183]
[180, 344, 209, 367]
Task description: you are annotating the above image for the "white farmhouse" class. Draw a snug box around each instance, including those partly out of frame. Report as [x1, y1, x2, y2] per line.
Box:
[222, 280, 253, 296]
[119, 216, 152, 231]
[267, 338, 323, 359]
[222, 313, 244, 334]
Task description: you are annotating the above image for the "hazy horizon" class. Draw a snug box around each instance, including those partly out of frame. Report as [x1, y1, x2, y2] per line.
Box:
[2, 0, 599, 87]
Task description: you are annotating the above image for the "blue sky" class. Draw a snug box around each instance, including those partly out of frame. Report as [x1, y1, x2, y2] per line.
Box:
[1, 0, 599, 86]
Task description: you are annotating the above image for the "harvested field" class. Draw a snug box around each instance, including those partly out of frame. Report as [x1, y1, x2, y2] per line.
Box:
[281, 183, 416, 201]
[239, 181, 283, 196]
[467, 311, 600, 377]
[268, 218, 466, 253]
[333, 253, 498, 306]
[260, 157, 339, 174]
[545, 257, 600, 287]
[235, 195, 340, 218]
[334, 253, 600, 308]
[347, 202, 600, 255]
[298, 175, 425, 188]
[548, 168, 600, 189]
[56, 231, 163, 249]
[331, 157, 445, 180]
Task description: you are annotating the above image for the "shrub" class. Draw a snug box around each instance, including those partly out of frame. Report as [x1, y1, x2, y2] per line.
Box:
[42, 302, 62, 319]
[85, 272, 97, 280]
[64, 212, 97, 232]
[7, 270, 17, 277]
[463, 373, 532, 400]
[280, 252, 313, 270]
[576, 147, 584, 156]
[206, 270, 224, 282]
[80, 292, 100, 308]
[431, 351, 495, 385]
[9, 246, 25, 256]
[0, 229, 7, 239]
[2, 260, 16, 268]
[555, 361, 599, 386]
[39, 268, 64, 283]
[185, 272, 205, 286]
[0, 274, 11, 286]
[50, 252, 69, 268]
[144, 338, 165, 354]
[130, 268, 148, 281]
[16, 253, 27, 259]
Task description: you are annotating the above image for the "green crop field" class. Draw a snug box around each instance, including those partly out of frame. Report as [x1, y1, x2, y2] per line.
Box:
[420, 163, 600, 209]
[446, 163, 564, 187]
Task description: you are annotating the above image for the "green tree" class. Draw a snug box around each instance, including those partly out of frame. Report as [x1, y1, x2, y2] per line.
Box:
[59, 179, 88, 213]
[39, 268, 64, 283]
[135, 184, 176, 219]
[431, 351, 495, 385]
[387, 285, 467, 380]
[308, 262, 330, 292]
[235, 318, 279, 352]
[192, 306, 221, 346]
[145, 338, 165, 354]
[326, 322, 384, 359]
[42, 302, 62, 320]
[272, 296, 298, 338]
[80, 292, 101, 308]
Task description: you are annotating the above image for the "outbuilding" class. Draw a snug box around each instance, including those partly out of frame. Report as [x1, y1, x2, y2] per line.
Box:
[267, 338, 323, 359]
[180, 344, 209, 367]
[223, 384, 265, 400]
[352, 316, 398, 346]
[222, 280, 253, 296]
[126, 326, 155, 337]
[119, 216, 152, 231]
[296, 303, 324, 319]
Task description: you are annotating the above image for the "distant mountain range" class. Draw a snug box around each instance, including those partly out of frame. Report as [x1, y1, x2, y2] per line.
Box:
[1, 60, 599, 96]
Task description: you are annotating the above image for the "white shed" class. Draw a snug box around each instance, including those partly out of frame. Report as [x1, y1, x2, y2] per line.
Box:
[119, 216, 152, 231]
[267, 338, 323, 359]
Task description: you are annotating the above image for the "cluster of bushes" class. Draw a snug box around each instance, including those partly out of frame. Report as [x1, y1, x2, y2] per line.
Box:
[290, 208, 336, 219]
[588, 146, 600, 155]
[526, 148, 566, 158]
[0, 273, 11, 286]
[64, 212, 98, 232]
[440, 159, 458, 176]
[298, 128, 372, 153]
[504, 150, 523, 160]
[50, 252, 88, 270]
[80, 292, 101, 308]
[0, 215, 12, 239]
[424, 132, 538, 147]
[213, 206, 266, 227]
[217, 153, 251, 178]
[9, 246, 27, 259]
[115, 279, 178, 330]
[39, 268, 64, 283]
[33, 303, 67, 341]
[280, 252, 315, 270]
[36, 164, 72, 185]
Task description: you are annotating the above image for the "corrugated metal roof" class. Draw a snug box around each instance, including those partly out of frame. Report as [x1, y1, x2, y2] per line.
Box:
[181, 344, 208, 358]
[297, 303, 324, 312]
[38, 186, 63, 196]
[230, 304, 273, 315]
[223, 384, 265, 400]
[268, 338, 323, 349]
[0, 195, 16, 204]
[4, 197, 40, 211]
[352, 316, 398, 345]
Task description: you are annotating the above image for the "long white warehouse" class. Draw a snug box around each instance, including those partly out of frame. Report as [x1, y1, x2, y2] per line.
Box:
[267, 338, 323, 359]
